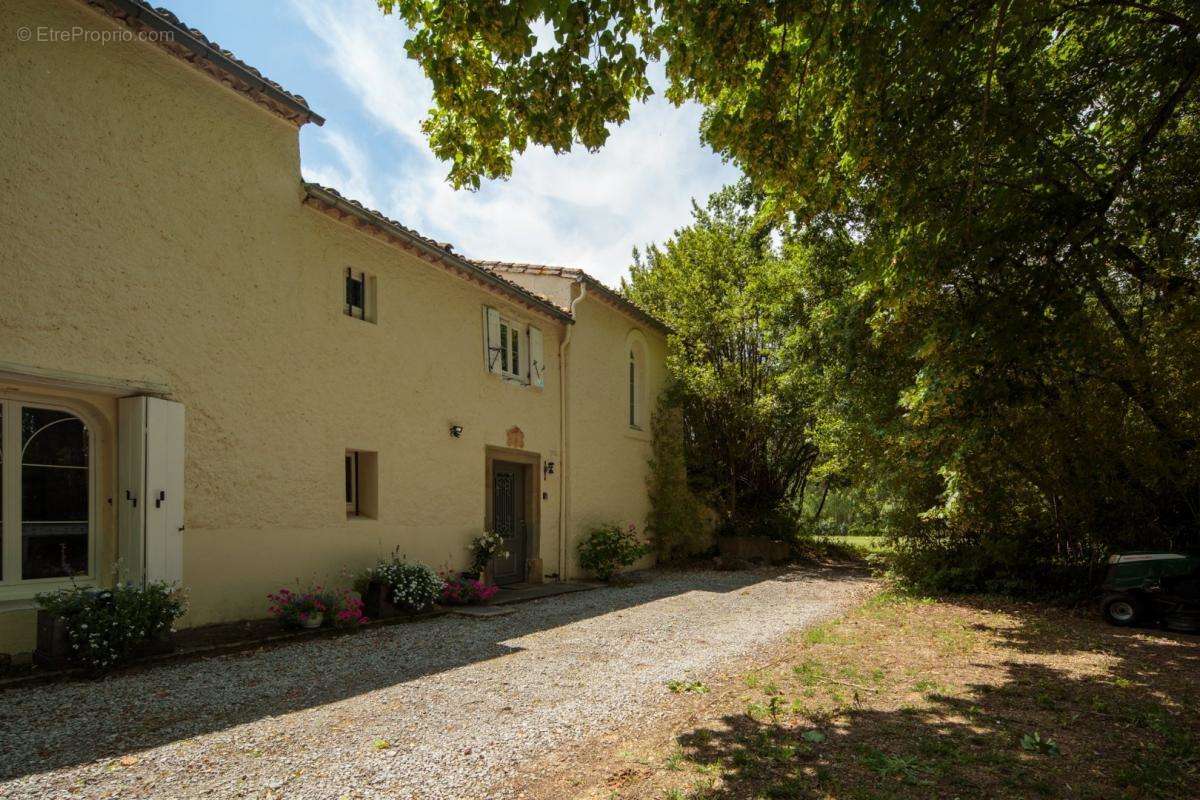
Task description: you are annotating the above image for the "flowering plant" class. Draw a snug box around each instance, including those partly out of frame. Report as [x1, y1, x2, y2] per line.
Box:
[372, 560, 443, 610]
[469, 531, 509, 575]
[440, 572, 499, 605]
[36, 581, 186, 671]
[267, 585, 367, 629]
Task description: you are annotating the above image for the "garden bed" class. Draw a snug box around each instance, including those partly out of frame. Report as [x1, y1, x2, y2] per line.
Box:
[0, 605, 446, 690]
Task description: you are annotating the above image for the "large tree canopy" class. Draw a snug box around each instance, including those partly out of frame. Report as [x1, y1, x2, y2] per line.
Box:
[383, 0, 1200, 588]
[625, 182, 819, 535]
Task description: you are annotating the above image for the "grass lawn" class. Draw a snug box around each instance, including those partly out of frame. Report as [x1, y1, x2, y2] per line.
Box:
[815, 534, 893, 554]
[531, 590, 1200, 799]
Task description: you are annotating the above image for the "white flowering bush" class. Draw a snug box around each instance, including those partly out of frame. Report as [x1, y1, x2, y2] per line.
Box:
[36, 582, 186, 671]
[371, 559, 444, 611]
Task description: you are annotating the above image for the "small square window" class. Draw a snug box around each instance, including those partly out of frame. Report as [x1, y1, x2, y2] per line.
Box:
[344, 268, 376, 322]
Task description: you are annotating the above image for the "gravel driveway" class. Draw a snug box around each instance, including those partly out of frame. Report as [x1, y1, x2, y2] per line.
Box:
[0, 567, 871, 799]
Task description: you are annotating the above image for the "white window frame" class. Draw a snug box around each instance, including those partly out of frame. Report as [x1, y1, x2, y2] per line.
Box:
[0, 393, 99, 601]
[499, 317, 525, 382]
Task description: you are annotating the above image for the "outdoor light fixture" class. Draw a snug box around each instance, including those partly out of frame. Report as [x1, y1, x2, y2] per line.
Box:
[544, 461, 555, 476]
[449, 425, 463, 438]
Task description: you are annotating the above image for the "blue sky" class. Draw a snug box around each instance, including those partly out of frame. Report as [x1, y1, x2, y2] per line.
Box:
[159, 0, 739, 286]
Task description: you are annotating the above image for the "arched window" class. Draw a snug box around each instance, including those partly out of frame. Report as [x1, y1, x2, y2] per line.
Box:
[1, 397, 94, 583]
[628, 336, 646, 429]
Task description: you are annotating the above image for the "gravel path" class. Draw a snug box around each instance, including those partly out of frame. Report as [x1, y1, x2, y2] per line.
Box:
[0, 567, 871, 799]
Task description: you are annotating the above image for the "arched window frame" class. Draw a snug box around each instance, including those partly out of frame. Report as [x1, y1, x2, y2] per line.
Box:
[625, 329, 648, 430]
[0, 392, 101, 595]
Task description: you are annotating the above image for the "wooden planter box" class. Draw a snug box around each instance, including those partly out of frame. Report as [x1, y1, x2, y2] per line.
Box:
[130, 629, 177, 659]
[34, 611, 176, 669]
[362, 580, 398, 619]
[33, 610, 72, 670]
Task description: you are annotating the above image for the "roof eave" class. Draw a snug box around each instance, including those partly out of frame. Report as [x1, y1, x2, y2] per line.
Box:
[302, 184, 573, 324]
[84, 0, 325, 126]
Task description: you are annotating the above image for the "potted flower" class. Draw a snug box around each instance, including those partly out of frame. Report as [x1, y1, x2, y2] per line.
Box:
[468, 531, 509, 585]
[354, 555, 444, 615]
[377, 560, 443, 611]
[353, 568, 398, 620]
[268, 585, 368, 629]
[35, 581, 187, 672]
[440, 571, 499, 605]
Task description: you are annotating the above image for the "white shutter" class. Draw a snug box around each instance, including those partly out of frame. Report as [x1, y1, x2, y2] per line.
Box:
[528, 326, 545, 389]
[144, 398, 185, 584]
[118, 397, 146, 585]
[484, 306, 502, 373]
[118, 396, 185, 585]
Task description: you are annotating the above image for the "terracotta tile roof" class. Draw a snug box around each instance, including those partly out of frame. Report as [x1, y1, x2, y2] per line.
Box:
[82, 0, 324, 126]
[302, 183, 574, 323]
[472, 261, 671, 334]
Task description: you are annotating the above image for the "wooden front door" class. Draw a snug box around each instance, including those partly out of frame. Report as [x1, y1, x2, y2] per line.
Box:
[490, 460, 528, 585]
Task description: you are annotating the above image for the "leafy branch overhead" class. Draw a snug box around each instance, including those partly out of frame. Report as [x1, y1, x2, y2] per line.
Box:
[386, 0, 1200, 588]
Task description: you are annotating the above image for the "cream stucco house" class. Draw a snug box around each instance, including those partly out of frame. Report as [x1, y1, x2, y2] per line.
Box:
[0, 0, 669, 655]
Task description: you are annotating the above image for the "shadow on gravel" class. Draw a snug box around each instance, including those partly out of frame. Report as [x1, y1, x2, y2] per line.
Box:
[667, 601, 1200, 799]
[0, 565, 866, 782]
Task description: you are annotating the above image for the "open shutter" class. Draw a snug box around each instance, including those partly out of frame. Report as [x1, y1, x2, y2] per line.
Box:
[117, 397, 147, 585]
[118, 396, 185, 585]
[144, 398, 185, 584]
[528, 326, 545, 389]
[484, 306, 502, 373]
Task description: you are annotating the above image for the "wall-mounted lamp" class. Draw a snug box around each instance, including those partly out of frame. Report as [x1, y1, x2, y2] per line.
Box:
[449, 425, 464, 438]
[544, 460, 556, 476]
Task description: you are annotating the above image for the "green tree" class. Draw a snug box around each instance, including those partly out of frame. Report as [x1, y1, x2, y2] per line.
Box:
[382, 0, 1200, 587]
[626, 183, 819, 535]
[645, 398, 708, 561]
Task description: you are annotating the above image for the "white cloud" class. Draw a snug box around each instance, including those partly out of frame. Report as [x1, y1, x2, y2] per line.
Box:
[292, 0, 739, 286]
[303, 128, 380, 210]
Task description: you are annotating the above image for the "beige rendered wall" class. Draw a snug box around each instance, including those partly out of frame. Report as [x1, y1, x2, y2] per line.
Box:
[493, 272, 576, 310]
[0, 0, 569, 650]
[563, 295, 668, 577]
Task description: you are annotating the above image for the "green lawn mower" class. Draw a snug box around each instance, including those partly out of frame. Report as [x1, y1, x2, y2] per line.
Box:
[1101, 553, 1200, 632]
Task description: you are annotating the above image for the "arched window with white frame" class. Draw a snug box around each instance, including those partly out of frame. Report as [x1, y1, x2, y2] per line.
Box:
[0, 396, 95, 584]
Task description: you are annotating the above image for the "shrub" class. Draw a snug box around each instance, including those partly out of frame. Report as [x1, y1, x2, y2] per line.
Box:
[36, 582, 186, 671]
[440, 572, 499, 605]
[647, 402, 710, 562]
[578, 523, 651, 581]
[267, 586, 366, 629]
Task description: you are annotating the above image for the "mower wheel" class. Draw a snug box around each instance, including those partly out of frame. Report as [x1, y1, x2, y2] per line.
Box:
[1102, 594, 1142, 626]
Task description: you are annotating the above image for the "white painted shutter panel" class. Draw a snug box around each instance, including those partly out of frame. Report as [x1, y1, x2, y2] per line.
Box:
[117, 396, 185, 585]
[528, 326, 545, 389]
[484, 306, 502, 373]
[117, 396, 147, 585]
[143, 398, 185, 584]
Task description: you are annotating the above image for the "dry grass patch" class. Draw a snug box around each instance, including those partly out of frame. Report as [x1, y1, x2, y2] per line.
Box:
[526, 591, 1200, 799]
